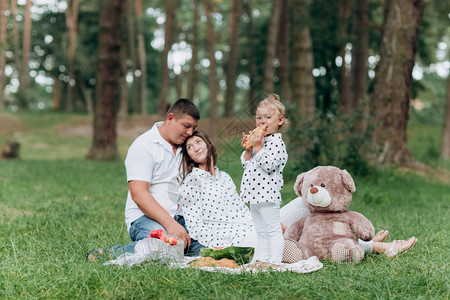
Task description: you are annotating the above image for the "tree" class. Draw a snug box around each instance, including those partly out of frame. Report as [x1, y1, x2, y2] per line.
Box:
[186, 0, 199, 101]
[87, 0, 125, 161]
[64, 0, 80, 113]
[158, 0, 177, 115]
[337, 0, 352, 114]
[291, 0, 315, 120]
[370, 0, 424, 166]
[0, 0, 7, 109]
[118, 7, 128, 120]
[17, 0, 32, 108]
[278, 0, 291, 101]
[135, 0, 147, 115]
[224, 0, 242, 117]
[351, 0, 369, 111]
[244, 0, 257, 111]
[442, 75, 450, 160]
[263, 0, 281, 94]
[204, 0, 218, 140]
[126, 0, 138, 114]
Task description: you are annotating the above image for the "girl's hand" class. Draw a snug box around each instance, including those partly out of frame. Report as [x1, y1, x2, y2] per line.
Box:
[251, 131, 264, 150]
[242, 132, 252, 149]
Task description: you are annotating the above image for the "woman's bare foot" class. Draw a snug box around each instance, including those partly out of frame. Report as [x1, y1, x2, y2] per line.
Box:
[384, 237, 417, 258]
[373, 230, 389, 242]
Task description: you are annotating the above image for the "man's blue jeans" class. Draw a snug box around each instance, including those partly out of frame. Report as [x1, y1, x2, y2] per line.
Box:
[110, 215, 205, 257]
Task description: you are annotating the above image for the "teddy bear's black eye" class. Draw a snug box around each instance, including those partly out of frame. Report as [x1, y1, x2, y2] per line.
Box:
[321, 183, 325, 187]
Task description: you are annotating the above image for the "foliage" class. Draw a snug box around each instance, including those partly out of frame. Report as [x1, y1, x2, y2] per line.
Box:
[286, 106, 376, 178]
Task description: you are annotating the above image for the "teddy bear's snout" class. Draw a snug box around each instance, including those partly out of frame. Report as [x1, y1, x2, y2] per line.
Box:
[307, 186, 332, 207]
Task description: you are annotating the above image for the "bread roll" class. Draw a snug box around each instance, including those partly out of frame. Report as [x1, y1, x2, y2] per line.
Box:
[244, 126, 267, 149]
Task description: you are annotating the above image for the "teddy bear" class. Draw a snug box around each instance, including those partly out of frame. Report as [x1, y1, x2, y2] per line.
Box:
[282, 166, 374, 263]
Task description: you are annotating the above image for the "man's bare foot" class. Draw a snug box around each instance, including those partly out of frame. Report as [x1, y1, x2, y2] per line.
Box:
[373, 230, 389, 242]
[385, 237, 417, 258]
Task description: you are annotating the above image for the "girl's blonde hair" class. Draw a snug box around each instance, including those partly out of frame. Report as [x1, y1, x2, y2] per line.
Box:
[257, 93, 286, 128]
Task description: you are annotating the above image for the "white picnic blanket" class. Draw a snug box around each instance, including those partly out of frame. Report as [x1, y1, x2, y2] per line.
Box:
[104, 238, 323, 274]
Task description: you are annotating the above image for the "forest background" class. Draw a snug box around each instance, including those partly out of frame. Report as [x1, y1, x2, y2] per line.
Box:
[0, 0, 448, 172]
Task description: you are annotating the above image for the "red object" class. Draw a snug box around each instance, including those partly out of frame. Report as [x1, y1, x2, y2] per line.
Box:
[148, 229, 165, 239]
[148, 229, 178, 246]
[166, 236, 178, 245]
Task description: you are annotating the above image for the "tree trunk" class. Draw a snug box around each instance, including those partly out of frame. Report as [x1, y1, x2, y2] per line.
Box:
[278, 0, 291, 101]
[78, 73, 94, 114]
[244, 0, 257, 112]
[263, 0, 281, 94]
[135, 0, 147, 115]
[53, 77, 62, 111]
[441, 75, 450, 160]
[292, 0, 315, 120]
[371, 0, 424, 166]
[118, 23, 128, 120]
[187, 0, 199, 101]
[0, 0, 7, 109]
[10, 0, 20, 72]
[1, 142, 20, 159]
[224, 0, 242, 117]
[87, 0, 125, 161]
[204, 0, 218, 141]
[65, 0, 80, 113]
[17, 0, 32, 109]
[351, 0, 369, 111]
[176, 72, 183, 99]
[338, 0, 352, 115]
[126, 0, 138, 114]
[158, 0, 177, 115]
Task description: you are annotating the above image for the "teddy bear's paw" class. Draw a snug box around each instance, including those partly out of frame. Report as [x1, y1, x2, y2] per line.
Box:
[330, 240, 364, 263]
[358, 229, 375, 241]
[282, 240, 304, 263]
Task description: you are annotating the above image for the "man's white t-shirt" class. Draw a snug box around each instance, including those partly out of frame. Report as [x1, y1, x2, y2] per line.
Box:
[124, 121, 182, 232]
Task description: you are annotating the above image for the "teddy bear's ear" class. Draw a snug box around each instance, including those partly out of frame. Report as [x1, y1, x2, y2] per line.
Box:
[294, 172, 306, 197]
[341, 169, 356, 193]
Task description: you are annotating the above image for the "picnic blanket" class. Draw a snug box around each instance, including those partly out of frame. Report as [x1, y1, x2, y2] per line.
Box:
[104, 238, 323, 274]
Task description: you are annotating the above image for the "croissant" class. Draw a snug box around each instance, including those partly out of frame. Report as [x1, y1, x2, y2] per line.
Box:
[244, 125, 267, 149]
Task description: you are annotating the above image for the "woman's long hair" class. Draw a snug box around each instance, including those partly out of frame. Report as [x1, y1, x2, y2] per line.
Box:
[180, 130, 217, 180]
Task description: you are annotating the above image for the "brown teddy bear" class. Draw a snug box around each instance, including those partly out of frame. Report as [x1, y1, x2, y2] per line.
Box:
[283, 166, 374, 263]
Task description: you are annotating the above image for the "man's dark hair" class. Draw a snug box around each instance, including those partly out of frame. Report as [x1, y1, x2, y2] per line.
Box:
[166, 98, 200, 120]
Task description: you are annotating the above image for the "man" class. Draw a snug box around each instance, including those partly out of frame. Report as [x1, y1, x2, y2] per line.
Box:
[87, 99, 201, 261]
[124, 98, 200, 252]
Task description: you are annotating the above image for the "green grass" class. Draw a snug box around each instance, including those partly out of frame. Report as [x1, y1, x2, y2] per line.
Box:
[0, 111, 449, 299]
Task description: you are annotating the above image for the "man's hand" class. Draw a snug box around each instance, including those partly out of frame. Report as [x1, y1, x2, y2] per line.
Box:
[165, 220, 191, 248]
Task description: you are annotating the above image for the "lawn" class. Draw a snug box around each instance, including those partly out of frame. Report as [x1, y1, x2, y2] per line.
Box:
[0, 112, 449, 299]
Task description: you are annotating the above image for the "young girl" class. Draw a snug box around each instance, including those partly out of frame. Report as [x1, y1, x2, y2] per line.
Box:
[241, 94, 288, 264]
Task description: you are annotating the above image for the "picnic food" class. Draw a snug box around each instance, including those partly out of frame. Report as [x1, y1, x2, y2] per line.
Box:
[148, 229, 179, 246]
[200, 246, 254, 265]
[244, 125, 268, 148]
[189, 257, 239, 269]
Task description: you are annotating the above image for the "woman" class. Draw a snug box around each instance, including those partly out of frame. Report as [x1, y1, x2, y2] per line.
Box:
[179, 130, 257, 249]
[178, 131, 416, 260]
